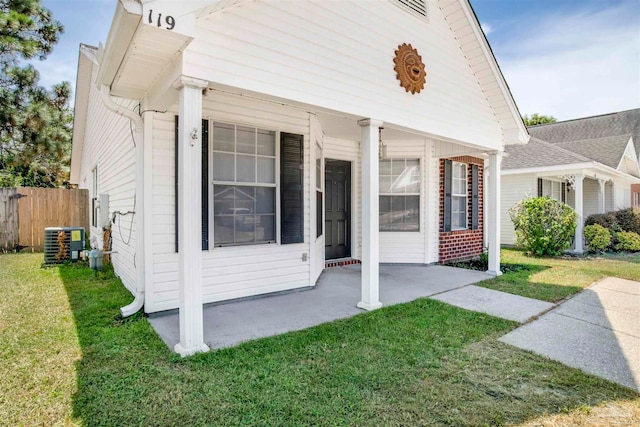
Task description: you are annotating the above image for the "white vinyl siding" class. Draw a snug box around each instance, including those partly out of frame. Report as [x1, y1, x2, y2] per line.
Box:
[148, 91, 311, 313]
[184, 0, 503, 150]
[78, 63, 137, 292]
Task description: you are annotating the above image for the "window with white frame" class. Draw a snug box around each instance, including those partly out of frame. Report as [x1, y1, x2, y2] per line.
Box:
[212, 123, 276, 246]
[542, 179, 563, 202]
[451, 162, 467, 230]
[91, 166, 98, 228]
[634, 192, 639, 207]
[379, 158, 420, 231]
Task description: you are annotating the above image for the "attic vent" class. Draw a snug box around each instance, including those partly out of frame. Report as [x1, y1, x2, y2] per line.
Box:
[395, 0, 427, 20]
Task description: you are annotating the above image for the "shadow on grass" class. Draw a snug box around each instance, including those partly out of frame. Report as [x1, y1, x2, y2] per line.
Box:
[58, 262, 637, 426]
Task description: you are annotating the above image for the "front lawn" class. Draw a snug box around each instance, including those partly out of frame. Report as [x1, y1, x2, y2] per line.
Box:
[1, 253, 638, 426]
[478, 248, 640, 302]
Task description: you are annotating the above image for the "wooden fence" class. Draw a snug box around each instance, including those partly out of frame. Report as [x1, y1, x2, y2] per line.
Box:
[0, 187, 89, 252]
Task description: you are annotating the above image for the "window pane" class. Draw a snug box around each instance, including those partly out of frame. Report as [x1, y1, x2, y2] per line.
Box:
[257, 157, 275, 183]
[213, 215, 234, 245]
[257, 129, 276, 156]
[453, 163, 465, 179]
[236, 154, 256, 182]
[379, 195, 391, 213]
[213, 153, 235, 181]
[316, 157, 322, 190]
[256, 187, 275, 214]
[213, 122, 235, 152]
[256, 215, 275, 241]
[379, 176, 392, 193]
[379, 159, 392, 175]
[236, 126, 255, 154]
[214, 185, 234, 215]
[234, 186, 255, 213]
[392, 159, 406, 175]
[235, 215, 255, 243]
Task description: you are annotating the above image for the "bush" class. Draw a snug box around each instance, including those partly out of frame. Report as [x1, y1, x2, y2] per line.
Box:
[614, 231, 640, 252]
[583, 224, 611, 253]
[614, 208, 640, 235]
[585, 208, 640, 235]
[509, 197, 577, 256]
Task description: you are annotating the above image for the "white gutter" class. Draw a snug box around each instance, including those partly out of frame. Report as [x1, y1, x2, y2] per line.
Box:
[99, 84, 146, 317]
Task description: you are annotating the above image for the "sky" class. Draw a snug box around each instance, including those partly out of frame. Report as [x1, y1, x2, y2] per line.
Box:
[33, 0, 640, 121]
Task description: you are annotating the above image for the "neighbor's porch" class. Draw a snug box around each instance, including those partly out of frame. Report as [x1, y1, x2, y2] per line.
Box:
[149, 264, 489, 350]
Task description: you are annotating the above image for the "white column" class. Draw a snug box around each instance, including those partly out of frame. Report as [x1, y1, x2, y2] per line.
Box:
[598, 179, 606, 213]
[357, 118, 383, 311]
[487, 151, 502, 276]
[574, 174, 585, 254]
[173, 76, 209, 357]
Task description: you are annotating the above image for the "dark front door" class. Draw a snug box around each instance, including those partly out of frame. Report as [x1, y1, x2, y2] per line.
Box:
[325, 160, 351, 259]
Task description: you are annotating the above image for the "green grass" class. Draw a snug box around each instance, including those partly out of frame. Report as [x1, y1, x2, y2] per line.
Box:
[1, 252, 638, 426]
[477, 248, 640, 302]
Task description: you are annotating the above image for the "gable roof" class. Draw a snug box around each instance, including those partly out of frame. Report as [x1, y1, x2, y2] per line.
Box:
[503, 137, 591, 170]
[527, 108, 640, 154]
[555, 135, 632, 169]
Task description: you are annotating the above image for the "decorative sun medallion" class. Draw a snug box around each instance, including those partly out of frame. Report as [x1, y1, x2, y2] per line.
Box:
[393, 43, 426, 94]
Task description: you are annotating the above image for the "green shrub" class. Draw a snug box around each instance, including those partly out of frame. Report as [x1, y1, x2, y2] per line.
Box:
[583, 224, 611, 253]
[509, 197, 577, 256]
[613, 208, 640, 235]
[585, 208, 640, 234]
[614, 231, 640, 252]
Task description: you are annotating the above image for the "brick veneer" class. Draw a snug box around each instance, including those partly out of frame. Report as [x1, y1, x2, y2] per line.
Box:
[439, 156, 484, 263]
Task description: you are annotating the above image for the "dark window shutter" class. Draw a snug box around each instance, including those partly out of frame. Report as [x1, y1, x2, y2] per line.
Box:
[316, 190, 322, 238]
[201, 120, 209, 250]
[561, 182, 566, 203]
[443, 159, 452, 232]
[280, 132, 304, 244]
[537, 178, 543, 197]
[174, 116, 179, 253]
[471, 164, 479, 230]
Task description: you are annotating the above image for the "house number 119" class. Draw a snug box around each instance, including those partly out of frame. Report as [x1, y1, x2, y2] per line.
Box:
[148, 10, 175, 30]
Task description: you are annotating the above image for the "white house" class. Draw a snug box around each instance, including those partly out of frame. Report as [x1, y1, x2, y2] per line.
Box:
[501, 109, 640, 252]
[70, 0, 527, 356]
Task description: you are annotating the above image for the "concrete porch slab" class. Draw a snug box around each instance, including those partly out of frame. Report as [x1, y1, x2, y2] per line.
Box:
[430, 285, 555, 323]
[148, 264, 489, 351]
[500, 277, 640, 392]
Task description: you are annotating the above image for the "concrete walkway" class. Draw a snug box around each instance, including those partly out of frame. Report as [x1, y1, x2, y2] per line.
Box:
[431, 285, 554, 323]
[149, 264, 489, 350]
[500, 277, 640, 392]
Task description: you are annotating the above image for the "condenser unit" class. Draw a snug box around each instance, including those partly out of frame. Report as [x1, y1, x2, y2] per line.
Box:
[44, 227, 85, 265]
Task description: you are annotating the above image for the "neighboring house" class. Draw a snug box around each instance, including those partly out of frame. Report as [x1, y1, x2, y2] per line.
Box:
[70, 0, 527, 356]
[501, 109, 640, 252]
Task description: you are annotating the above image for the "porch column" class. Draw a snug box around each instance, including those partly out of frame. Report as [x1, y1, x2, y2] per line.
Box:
[173, 76, 209, 357]
[574, 174, 585, 254]
[357, 118, 383, 311]
[598, 179, 606, 213]
[487, 151, 502, 276]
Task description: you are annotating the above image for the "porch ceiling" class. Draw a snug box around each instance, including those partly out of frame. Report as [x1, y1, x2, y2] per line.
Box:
[109, 24, 192, 99]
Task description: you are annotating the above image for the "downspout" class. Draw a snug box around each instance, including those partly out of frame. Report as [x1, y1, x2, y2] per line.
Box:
[99, 84, 145, 317]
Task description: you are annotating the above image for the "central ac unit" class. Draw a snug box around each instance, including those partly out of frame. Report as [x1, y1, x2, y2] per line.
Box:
[44, 227, 85, 265]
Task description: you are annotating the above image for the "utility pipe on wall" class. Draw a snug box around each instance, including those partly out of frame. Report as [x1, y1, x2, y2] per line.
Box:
[99, 84, 145, 317]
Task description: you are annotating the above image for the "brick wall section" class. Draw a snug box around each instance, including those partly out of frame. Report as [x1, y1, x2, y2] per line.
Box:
[439, 156, 484, 263]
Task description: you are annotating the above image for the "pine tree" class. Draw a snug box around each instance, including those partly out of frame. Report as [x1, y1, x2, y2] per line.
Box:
[0, 0, 70, 187]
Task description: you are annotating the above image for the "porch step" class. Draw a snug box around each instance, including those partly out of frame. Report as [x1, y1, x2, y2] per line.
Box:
[325, 258, 361, 268]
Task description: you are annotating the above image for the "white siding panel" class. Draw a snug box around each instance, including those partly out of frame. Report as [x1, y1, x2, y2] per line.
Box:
[184, 0, 503, 150]
[78, 63, 137, 293]
[583, 178, 600, 219]
[500, 174, 535, 245]
[147, 92, 311, 313]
